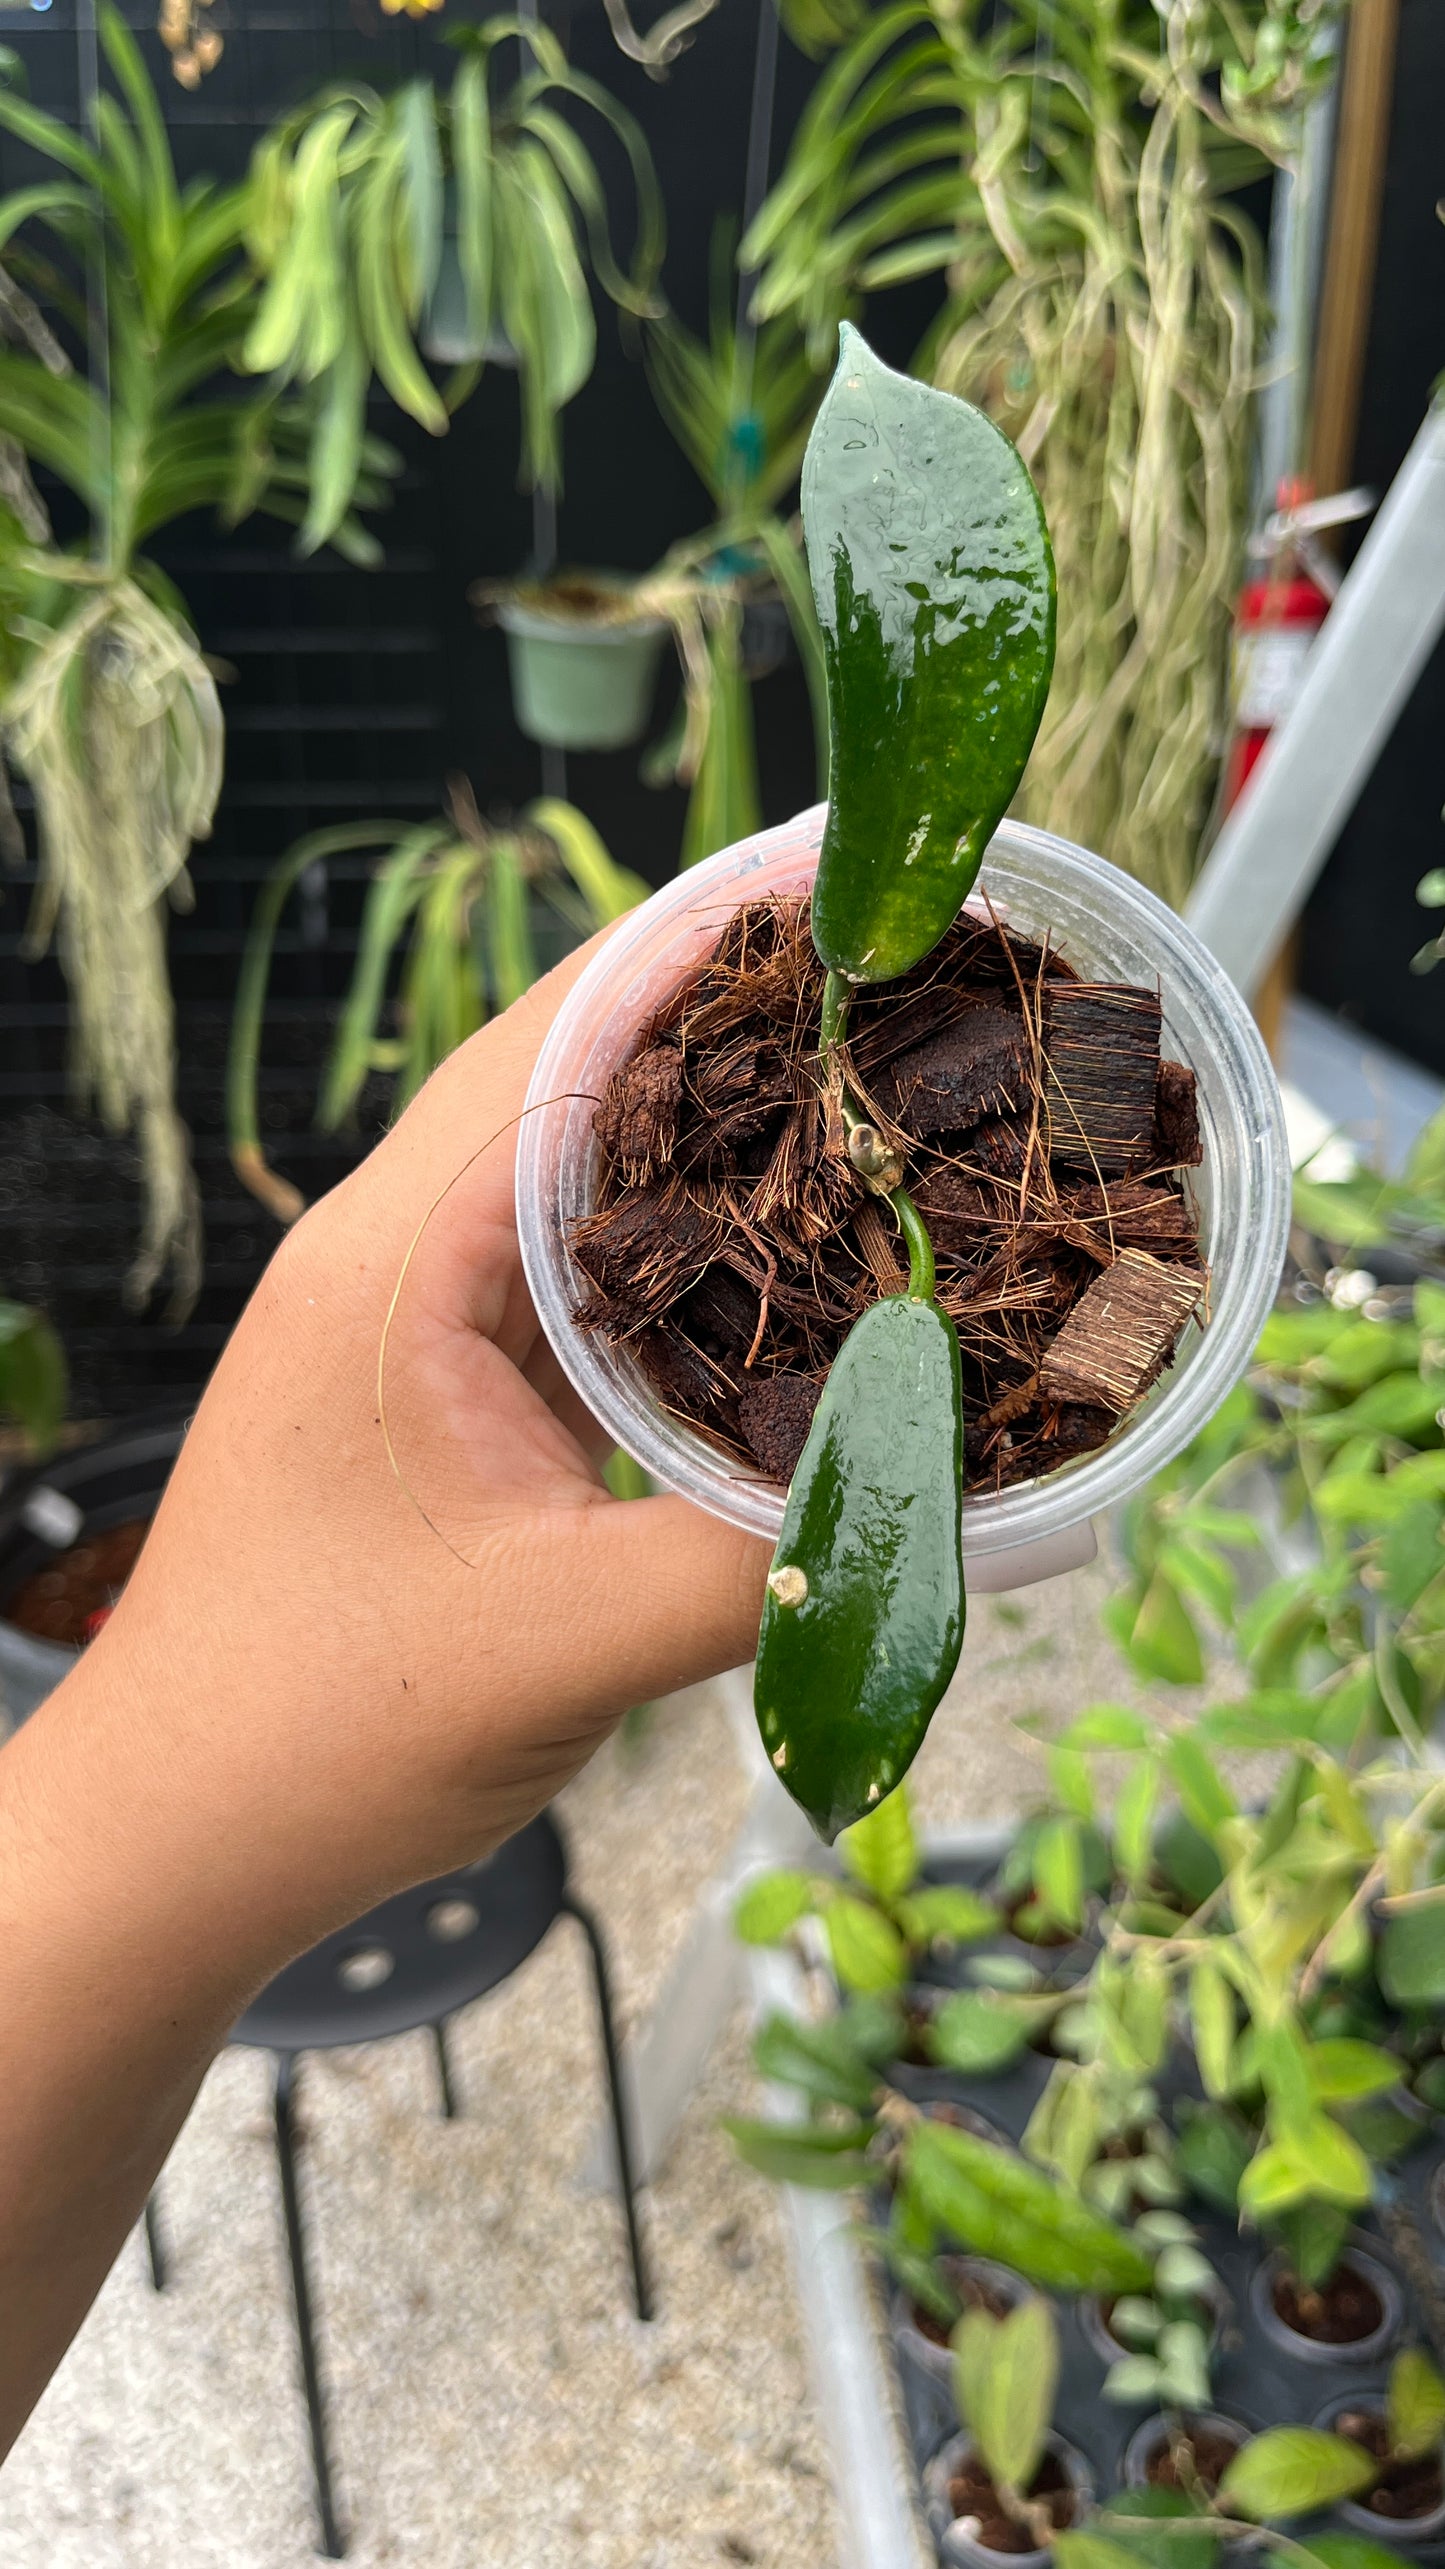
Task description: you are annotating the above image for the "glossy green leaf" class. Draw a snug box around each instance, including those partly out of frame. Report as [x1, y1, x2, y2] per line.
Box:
[755, 1294, 964, 1843]
[1297, 2539, 1422, 2569]
[801, 325, 1054, 982]
[1130, 1574, 1205, 1687]
[1189, 1957, 1235, 2099]
[1306, 2039, 1403, 2103]
[1034, 1815, 1086, 1931]
[0, 1300, 66, 1453]
[1219, 2428, 1377, 2522]
[1097, 2491, 1222, 2569]
[928, 1989, 1040, 2074]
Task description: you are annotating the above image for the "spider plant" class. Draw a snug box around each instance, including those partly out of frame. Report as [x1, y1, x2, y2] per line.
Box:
[743, 0, 1338, 909]
[0, 8, 394, 1311]
[243, 16, 665, 547]
[228, 787, 647, 1222]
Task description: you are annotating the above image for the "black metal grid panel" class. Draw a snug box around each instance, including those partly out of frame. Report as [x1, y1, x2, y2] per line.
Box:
[0, 0, 828, 1413]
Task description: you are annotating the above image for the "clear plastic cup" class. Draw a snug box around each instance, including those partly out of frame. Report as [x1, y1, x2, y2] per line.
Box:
[516, 805, 1290, 1573]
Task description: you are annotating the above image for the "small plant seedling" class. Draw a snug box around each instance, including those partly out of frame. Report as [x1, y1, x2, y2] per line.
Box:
[953, 2297, 1063, 2545]
[754, 327, 1056, 1841]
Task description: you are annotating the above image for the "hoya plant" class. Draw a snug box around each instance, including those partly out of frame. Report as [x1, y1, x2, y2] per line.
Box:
[750, 323, 1055, 1843]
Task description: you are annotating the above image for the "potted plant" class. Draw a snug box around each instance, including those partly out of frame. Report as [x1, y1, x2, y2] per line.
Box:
[0, 11, 395, 1310]
[514, 322, 1290, 1844]
[0, 1297, 65, 1464]
[0, 1408, 188, 1728]
[242, 19, 664, 545]
[226, 787, 648, 1222]
[481, 570, 672, 755]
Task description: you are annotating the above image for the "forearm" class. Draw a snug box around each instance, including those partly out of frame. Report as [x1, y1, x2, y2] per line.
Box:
[0, 1650, 284, 2459]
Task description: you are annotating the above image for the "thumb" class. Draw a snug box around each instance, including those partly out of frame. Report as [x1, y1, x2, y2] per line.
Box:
[553, 1492, 772, 1715]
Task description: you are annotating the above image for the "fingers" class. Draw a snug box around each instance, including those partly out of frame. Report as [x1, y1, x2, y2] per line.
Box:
[542, 1493, 773, 1715]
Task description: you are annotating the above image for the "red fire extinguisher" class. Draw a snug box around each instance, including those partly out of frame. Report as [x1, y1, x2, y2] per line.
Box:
[1223, 479, 1375, 810]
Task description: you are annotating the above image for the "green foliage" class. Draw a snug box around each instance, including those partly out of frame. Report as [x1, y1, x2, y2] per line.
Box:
[0, 1298, 66, 1454]
[722, 2116, 874, 2190]
[840, 1786, 919, 1904]
[1218, 2428, 1377, 2522]
[228, 794, 645, 1222]
[954, 2297, 1058, 2499]
[905, 2119, 1151, 2294]
[1388, 2348, 1445, 2461]
[244, 24, 664, 526]
[734, 1870, 817, 1945]
[0, 9, 394, 1307]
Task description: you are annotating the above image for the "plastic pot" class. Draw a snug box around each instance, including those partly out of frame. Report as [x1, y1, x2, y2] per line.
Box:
[1121, 2410, 1251, 2495]
[497, 580, 668, 752]
[1248, 2247, 1403, 2368]
[516, 803, 1291, 1592]
[1314, 2395, 1445, 2542]
[0, 1411, 186, 1729]
[923, 2430, 1093, 2569]
[894, 2253, 1031, 2388]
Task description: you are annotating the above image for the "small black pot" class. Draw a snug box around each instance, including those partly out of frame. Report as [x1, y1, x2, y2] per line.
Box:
[1313, 2395, 1445, 2544]
[0, 1411, 187, 1727]
[923, 2430, 1092, 2569]
[1248, 2247, 1403, 2369]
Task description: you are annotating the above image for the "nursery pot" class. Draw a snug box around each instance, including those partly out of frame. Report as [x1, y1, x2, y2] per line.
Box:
[894, 2253, 1031, 2387]
[1248, 2247, 1403, 2367]
[923, 2429, 1092, 2569]
[497, 578, 668, 753]
[1314, 2394, 1445, 2540]
[0, 1411, 186, 1729]
[516, 803, 1291, 1594]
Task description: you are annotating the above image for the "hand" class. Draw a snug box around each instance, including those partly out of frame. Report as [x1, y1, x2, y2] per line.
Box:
[61, 937, 771, 1985]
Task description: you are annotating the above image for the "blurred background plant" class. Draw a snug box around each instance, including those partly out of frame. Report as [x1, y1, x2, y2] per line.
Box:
[741, 0, 1343, 909]
[227, 785, 646, 1220]
[241, 17, 665, 547]
[0, 7, 395, 1313]
[0, 1295, 65, 1456]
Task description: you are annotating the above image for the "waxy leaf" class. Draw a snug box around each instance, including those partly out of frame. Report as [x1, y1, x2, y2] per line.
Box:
[839, 1784, 919, 1903]
[733, 1868, 816, 1944]
[822, 1891, 909, 1992]
[1388, 2348, 1445, 2460]
[755, 1294, 964, 1843]
[723, 2116, 874, 2191]
[802, 324, 1055, 982]
[906, 2119, 1152, 2294]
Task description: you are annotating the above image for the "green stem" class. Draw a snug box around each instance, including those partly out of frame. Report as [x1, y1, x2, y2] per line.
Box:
[891, 1186, 935, 1302]
[819, 968, 938, 1303]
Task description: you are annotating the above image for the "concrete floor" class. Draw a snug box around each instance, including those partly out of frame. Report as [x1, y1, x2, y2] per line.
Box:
[0, 1555, 1210, 2569]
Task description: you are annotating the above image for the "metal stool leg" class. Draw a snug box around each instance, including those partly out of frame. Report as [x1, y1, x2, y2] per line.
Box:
[432, 2018, 459, 2121]
[273, 2055, 345, 2558]
[143, 2191, 167, 2292]
[560, 1893, 653, 2322]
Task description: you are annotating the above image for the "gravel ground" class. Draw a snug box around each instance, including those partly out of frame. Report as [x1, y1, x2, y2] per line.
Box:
[0, 1548, 1227, 2569]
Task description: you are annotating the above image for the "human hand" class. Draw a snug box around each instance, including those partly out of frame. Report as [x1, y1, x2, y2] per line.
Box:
[38, 938, 772, 2001]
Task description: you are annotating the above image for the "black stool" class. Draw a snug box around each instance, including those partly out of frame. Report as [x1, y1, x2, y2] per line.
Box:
[144, 1811, 649, 2558]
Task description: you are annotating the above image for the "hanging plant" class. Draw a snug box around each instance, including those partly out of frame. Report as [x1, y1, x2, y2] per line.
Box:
[242, 19, 666, 547]
[743, 0, 1339, 909]
[227, 787, 648, 1223]
[0, 10, 395, 1310]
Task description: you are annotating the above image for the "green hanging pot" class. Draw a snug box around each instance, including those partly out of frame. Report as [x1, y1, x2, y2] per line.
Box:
[496, 574, 668, 753]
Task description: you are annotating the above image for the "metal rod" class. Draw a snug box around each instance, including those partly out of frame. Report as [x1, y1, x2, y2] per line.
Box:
[273, 2057, 346, 2559]
[562, 1894, 653, 2322]
[432, 2019, 459, 2121]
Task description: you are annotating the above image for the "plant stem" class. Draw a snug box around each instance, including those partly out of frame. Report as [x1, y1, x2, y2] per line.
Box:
[819, 969, 937, 1302]
[891, 1185, 936, 1302]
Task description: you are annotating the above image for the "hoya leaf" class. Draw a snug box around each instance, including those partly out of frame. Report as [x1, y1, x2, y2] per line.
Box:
[1103, 2354, 1162, 2405]
[733, 1869, 817, 1944]
[1274, 2199, 1352, 2292]
[1128, 1572, 1205, 1687]
[839, 1784, 919, 1904]
[954, 2296, 1059, 2496]
[1056, 2538, 1153, 2569]
[1173, 2102, 1253, 2214]
[1097, 2491, 1222, 2569]
[1164, 1736, 1237, 1838]
[1306, 2039, 1403, 2103]
[1379, 1897, 1445, 2007]
[1189, 1957, 1236, 2099]
[1219, 2428, 1377, 2522]
[1114, 1758, 1161, 1888]
[1034, 1815, 1086, 1931]
[894, 1883, 999, 1947]
[1297, 2541, 1425, 2569]
[722, 2116, 875, 2190]
[822, 1892, 909, 1993]
[1387, 2347, 1445, 2460]
[906, 2120, 1151, 2294]
[1063, 1704, 1153, 1752]
[928, 1988, 1038, 2075]
[751, 2011, 880, 2113]
[802, 325, 1056, 982]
